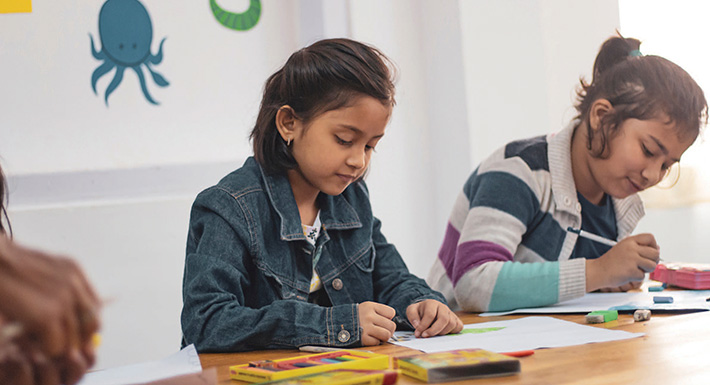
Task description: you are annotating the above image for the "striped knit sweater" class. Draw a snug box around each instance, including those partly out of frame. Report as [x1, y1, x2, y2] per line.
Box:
[427, 122, 645, 312]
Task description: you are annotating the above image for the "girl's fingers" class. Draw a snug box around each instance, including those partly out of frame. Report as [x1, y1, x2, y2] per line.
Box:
[371, 313, 396, 335]
[368, 324, 394, 343]
[31, 351, 60, 385]
[59, 349, 89, 385]
[414, 303, 438, 337]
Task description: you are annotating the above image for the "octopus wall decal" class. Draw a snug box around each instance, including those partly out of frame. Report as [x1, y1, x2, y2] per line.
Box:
[90, 0, 169, 106]
[210, 0, 261, 31]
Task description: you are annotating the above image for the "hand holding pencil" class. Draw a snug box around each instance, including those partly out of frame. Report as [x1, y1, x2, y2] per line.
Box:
[585, 233, 660, 292]
[357, 302, 397, 346]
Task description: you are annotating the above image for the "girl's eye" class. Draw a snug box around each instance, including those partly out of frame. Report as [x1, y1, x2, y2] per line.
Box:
[365, 145, 375, 152]
[641, 144, 654, 157]
[335, 136, 352, 146]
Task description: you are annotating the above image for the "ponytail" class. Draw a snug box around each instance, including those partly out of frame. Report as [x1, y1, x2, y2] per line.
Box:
[590, 36, 641, 83]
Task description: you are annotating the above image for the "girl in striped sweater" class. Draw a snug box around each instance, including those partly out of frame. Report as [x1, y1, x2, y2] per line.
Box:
[428, 35, 707, 312]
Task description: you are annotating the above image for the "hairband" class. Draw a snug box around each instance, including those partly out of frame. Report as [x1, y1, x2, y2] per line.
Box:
[629, 49, 643, 57]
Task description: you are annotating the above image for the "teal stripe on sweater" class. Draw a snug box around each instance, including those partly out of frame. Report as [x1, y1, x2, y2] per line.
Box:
[488, 261, 560, 312]
[464, 171, 540, 226]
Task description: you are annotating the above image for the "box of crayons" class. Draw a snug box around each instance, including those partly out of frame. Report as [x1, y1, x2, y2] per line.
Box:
[256, 369, 398, 385]
[229, 350, 390, 383]
[394, 348, 520, 383]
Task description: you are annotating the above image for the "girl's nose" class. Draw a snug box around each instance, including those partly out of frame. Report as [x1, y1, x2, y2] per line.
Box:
[641, 160, 665, 186]
[346, 148, 366, 169]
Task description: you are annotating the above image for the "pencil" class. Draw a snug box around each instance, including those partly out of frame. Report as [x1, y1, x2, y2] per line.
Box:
[298, 346, 373, 353]
[298, 346, 343, 353]
[567, 227, 617, 247]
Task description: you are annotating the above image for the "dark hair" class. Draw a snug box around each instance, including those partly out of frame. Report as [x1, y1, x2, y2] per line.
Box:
[575, 34, 707, 157]
[250, 38, 396, 174]
[0, 163, 11, 237]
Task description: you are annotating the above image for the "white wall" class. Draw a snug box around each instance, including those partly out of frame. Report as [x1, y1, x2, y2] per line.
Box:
[636, 203, 710, 264]
[1, 0, 650, 370]
[1, 0, 299, 175]
[347, 0, 473, 278]
[460, 0, 621, 167]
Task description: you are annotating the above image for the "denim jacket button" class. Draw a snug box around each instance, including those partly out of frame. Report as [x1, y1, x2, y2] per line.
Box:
[332, 278, 343, 291]
[337, 329, 350, 342]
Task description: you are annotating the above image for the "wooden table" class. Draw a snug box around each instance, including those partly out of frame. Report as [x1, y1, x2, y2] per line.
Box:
[199, 311, 710, 384]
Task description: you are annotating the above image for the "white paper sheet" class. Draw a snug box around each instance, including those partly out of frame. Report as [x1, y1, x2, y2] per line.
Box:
[389, 316, 644, 353]
[480, 290, 710, 316]
[77, 344, 205, 385]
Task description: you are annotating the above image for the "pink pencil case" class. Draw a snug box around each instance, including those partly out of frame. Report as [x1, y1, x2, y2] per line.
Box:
[650, 263, 710, 290]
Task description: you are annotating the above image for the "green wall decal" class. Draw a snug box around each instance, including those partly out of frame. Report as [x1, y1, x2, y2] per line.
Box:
[210, 0, 261, 31]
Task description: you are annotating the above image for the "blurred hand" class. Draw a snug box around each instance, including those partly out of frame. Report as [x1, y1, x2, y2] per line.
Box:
[0, 237, 100, 384]
[0, 338, 32, 385]
[0, 341, 89, 385]
[586, 233, 659, 292]
[357, 302, 396, 346]
[406, 300, 463, 338]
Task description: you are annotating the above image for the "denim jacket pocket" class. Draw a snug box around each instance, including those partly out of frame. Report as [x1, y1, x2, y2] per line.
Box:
[354, 242, 376, 272]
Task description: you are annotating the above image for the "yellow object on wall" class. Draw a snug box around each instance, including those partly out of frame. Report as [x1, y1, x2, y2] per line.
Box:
[0, 0, 32, 13]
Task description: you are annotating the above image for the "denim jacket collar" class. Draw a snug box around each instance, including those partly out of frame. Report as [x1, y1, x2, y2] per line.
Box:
[256, 159, 363, 241]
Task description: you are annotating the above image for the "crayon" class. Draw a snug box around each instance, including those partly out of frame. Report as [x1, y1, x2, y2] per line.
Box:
[653, 296, 673, 304]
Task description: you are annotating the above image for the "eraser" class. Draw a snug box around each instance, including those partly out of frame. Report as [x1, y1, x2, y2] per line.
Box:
[633, 309, 651, 322]
[585, 310, 618, 323]
[653, 296, 673, 304]
[648, 285, 664, 292]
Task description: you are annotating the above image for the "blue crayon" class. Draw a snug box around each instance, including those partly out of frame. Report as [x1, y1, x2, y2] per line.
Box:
[320, 358, 342, 364]
[292, 362, 317, 367]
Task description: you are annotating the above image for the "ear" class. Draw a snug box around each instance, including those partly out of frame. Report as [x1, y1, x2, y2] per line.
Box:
[589, 99, 613, 131]
[275, 105, 301, 143]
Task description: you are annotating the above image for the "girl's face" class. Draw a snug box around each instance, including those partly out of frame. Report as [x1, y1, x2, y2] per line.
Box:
[287, 96, 391, 197]
[588, 117, 695, 199]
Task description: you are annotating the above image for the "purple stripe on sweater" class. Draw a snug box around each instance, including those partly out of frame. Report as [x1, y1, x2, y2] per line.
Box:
[438, 224, 514, 286]
[437, 222, 461, 277]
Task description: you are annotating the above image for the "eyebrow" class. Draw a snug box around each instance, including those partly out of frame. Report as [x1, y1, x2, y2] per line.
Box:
[339, 125, 385, 139]
[649, 136, 680, 163]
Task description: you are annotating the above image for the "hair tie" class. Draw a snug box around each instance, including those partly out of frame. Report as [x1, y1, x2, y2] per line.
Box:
[629, 49, 643, 57]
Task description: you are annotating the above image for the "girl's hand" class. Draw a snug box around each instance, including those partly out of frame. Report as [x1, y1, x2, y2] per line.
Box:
[406, 300, 463, 338]
[0, 341, 33, 385]
[0, 237, 101, 364]
[0, 344, 85, 385]
[586, 233, 659, 292]
[357, 302, 396, 346]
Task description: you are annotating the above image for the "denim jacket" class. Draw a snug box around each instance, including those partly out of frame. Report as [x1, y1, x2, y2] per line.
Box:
[181, 157, 445, 352]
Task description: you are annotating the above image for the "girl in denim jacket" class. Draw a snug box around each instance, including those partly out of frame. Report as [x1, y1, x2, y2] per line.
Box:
[181, 38, 462, 352]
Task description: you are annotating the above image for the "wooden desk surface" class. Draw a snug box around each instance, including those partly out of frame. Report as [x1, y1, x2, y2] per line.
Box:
[199, 311, 710, 384]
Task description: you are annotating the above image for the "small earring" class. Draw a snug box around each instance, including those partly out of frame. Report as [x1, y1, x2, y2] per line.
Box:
[287, 138, 292, 146]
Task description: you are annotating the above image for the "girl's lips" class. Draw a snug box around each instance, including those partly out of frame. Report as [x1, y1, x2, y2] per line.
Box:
[628, 178, 643, 192]
[337, 174, 355, 183]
